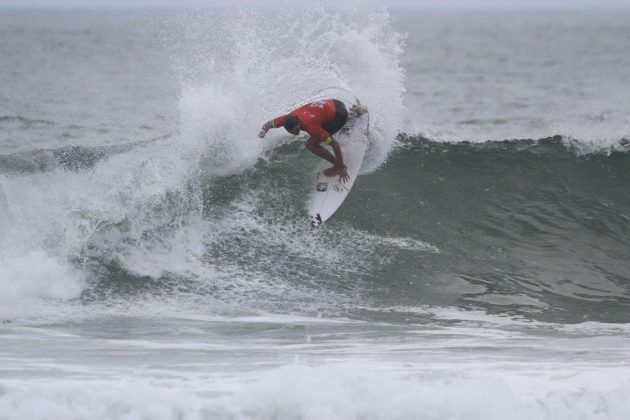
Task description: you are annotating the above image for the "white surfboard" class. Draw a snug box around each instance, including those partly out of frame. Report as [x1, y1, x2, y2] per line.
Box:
[307, 88, 369, 227]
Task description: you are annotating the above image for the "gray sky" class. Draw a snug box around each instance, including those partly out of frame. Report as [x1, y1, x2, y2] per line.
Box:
[1, 0, 629, 8]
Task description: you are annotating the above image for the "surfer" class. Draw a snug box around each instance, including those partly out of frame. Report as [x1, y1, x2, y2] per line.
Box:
[258, 99, 366, 184]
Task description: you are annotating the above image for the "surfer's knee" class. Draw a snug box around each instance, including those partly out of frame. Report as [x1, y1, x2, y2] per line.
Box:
[305, 138, 317, 151]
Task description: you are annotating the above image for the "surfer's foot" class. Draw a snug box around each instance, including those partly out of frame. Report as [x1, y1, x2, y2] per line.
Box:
[349, 104, 368, 118]
[323, 166, 339, 177]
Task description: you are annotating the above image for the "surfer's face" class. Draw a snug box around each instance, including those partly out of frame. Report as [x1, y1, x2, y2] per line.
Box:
[287, 124, 300, 136]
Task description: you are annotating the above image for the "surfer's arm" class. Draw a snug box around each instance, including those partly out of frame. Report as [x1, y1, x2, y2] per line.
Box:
[329, 139, 344, 168]
[308, 126, 344, 167]
[329, 139, 349, 184]
[310, 126, 346, 170]
[258, 116, 285, 138]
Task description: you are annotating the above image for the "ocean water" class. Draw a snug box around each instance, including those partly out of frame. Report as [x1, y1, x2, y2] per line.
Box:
[1, 5, 630, 420]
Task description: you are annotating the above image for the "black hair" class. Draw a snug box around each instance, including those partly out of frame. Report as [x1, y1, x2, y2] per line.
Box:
[283, 114, 299, 131]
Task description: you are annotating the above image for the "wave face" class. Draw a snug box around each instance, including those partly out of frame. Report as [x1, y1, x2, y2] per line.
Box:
[2, 133, 629, 323]
[372, 135, 630, 322]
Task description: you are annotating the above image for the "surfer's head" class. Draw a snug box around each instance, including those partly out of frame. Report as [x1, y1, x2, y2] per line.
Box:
[283, 114, 300, 135]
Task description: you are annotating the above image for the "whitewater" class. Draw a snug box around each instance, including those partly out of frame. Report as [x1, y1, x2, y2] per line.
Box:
[1, 6, 630, 420]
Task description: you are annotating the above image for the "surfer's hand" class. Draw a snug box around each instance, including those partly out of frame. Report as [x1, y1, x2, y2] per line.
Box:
[338, 165, 350, 184]
[258, 128, 267, 138]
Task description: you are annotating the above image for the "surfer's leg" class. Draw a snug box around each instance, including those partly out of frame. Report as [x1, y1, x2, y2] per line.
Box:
[306, 137, 337, 166]
[322, 166, 340, 176]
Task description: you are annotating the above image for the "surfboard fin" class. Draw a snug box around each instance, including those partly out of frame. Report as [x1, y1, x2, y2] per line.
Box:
[310, 213, 323, 227]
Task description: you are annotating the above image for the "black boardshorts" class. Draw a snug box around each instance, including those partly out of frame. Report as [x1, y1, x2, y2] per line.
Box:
[321, 99, 348, 137]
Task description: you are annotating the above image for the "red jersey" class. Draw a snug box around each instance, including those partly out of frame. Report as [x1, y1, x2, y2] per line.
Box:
[272, 99, 337, 143]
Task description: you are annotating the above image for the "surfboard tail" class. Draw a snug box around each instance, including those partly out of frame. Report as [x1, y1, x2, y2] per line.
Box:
[310, 213, 323, 227]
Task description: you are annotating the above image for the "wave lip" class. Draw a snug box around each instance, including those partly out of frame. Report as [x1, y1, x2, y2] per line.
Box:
[0, 115, 55, 127]
[0, 135, 172, 174]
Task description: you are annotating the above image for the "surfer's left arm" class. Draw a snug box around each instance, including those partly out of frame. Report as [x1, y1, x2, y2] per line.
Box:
[329, 139, 350, 184]
[258, 116, 284, 138]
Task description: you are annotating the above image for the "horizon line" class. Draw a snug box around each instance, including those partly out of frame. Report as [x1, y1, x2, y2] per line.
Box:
[2, 5, 630, 10]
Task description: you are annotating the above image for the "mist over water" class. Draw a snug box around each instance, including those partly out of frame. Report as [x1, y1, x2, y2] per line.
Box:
[170, 7, 405, 174]
[1, 6, 630, 420]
